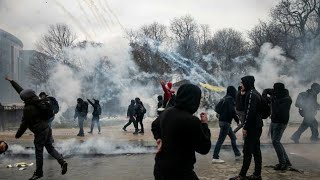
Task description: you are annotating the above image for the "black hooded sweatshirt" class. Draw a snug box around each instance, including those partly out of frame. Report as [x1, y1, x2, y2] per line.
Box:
[15, 90, 49, 138]
[127, 100, 136, 118]
[263, 84, 292, 124]
[241, 76, 263, 131]
[151, 84, 211, 176]
[215, 86, 239, 124]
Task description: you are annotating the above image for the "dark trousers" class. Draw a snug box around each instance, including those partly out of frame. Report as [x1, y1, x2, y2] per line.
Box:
[292, 117, 319, 141]
[34, 128, 64, 175]
[154, 171, 199, 180]
[123, 117, 136, 129]
[78, 116, 85, 136]
[239, 127, 262, 177]
[213, 121, 241, 159]
[271, 122, 291, 165]
[90, 116, 101, 132]
[136, 116, 144, 132]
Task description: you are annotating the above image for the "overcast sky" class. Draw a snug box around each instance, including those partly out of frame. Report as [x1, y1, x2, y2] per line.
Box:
[0, 0, 278, 49]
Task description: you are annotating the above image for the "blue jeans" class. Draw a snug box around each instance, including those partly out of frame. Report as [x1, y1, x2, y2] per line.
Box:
[271, 122, 291, 165]
[213, 121, 241, 159]
[78, 116, 85, 136]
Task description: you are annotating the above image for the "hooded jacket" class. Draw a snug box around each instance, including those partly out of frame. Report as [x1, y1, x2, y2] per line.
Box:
[127, 100, 136, 118]
[241, 76, 263, 131]
[15, 89, 49, 138]
[151, 84, 211, 176]
[215, 86, 239, 124]
[88, 99, 101, 116]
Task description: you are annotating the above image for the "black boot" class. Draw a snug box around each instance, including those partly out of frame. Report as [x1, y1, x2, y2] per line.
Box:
[61, 161, 68, 175]
[274, 164, 288, 170]
[29, 172, 43, 180]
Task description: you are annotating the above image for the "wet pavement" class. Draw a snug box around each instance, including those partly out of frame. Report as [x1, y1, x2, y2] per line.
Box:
[1, 144, 320, 180]
[1, 120, 320, 179]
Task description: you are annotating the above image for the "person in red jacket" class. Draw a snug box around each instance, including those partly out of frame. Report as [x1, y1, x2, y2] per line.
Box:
[160, 80, 175, 108]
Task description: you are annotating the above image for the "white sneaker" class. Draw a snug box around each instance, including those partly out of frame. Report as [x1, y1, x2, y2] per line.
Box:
[211, 158, 225, 164]
[235, 155, 242, 161]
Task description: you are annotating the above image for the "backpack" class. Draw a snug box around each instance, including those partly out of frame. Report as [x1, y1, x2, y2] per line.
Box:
[83, 101, 89, 115]
[295, 92, 308, 109]
[215, 98, 225, 115]
[48, 96, 59, 114]
[138, 104, 146, 115]
[96, 104, 102, 115]
[259, 94, 271, 119]
[35, 99, 54, 120]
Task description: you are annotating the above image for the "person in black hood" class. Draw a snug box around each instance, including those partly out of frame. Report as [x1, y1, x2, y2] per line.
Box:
[291, 83, 320, 143]
[230, 76, 263, 180]
[87, 99, 102, 134]
[5, 77, 67, 180]
[263, 83, 292, 170]
[151, 83, 211, 180]
[134, 97, 146, 134]
[212, 86, 241, 164]
[123, 100, 137, 131]
[74, 98, 87, 137]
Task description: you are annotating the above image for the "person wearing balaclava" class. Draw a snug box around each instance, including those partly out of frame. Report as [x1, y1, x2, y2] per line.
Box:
[151, 83, 211, 180]
[123, 100, 137, 131]
[87, 99, 102, 134]
[291, 83, 320, 143]
[263, 83, 292, 170]
[5, 78, 67, 180]
[230, 76, 263, 180]
[212, 86, 241, 164]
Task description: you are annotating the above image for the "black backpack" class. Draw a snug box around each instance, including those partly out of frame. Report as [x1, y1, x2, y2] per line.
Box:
[48, 96, 59, 114]
[35, 99, 54, 120]
[259, 94, 271, 119]
[138, 104, 146, 115]
[215, 98, 225, 115]
[95, 104, 102, 116]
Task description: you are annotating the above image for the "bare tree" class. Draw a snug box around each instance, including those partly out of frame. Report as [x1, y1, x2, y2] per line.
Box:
[196, 24, 213, 55]
[170, 15, 199, 59]
[140, 22, 167, 43]
[212, 28, 248, 67]
[271, 0, 318, 43]
[36, 23, 76, 60]
[29, 52, 52, 85]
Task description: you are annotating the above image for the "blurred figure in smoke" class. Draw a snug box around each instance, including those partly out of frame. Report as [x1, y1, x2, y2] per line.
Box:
[160, 80, 175, 108]
[0, 141, 8, 154]
[151, 83, 211, 180]
[263, 83, 292, 170]
[87, 99, 102, 134]
[74, 98, 88, 137]
[123, 100, 137, 131]
[157, 95, 164, 109]
[230, 76, 263, 180]
[291, 83, 320, 143]
[133, 97, 146, 134]
[5, 76, 68, 180]
[39, 92, 60, 128]
[212, 86, 241, 164]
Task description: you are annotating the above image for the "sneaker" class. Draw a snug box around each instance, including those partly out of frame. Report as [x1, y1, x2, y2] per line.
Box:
[290, 137, 299, 144]
[235, 155, 242, 161]
[88, 131, 92, 134]
[246, 174, 262, 180]
[29, 172, 43, 180]
[229, 175, 246, 180]
[61, 161, 68, 175]
[211, 158, 225, 164]
[274, 164, 287, 170]
[122, 127, 127, 131]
